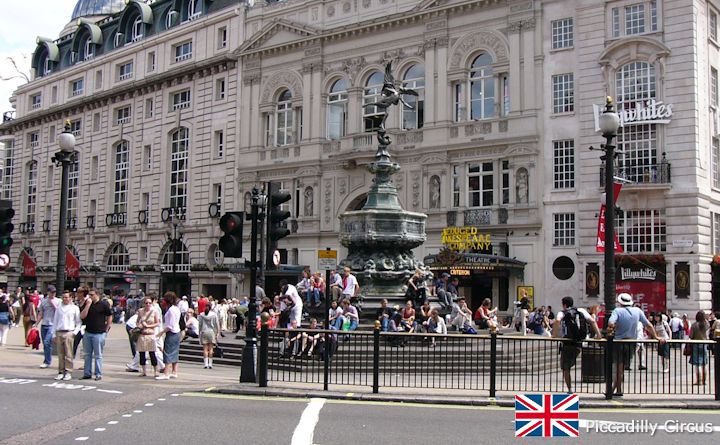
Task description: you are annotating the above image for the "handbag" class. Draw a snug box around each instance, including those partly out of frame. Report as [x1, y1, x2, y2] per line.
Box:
[129, 327, 142, 343]
[683, 344, 692, 356]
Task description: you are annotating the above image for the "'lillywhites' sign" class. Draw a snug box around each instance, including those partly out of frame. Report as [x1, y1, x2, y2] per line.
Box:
[593, 99, 673, 131]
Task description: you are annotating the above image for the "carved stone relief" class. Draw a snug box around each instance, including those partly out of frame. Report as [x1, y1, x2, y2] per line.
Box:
[324, 179, 333, 224]
[516, 167, 529, 204]
[449, 31, 509, 68]
[429, 175, 441, 209]
[260, 71, 303, 103]
[411, 171, 421, 208]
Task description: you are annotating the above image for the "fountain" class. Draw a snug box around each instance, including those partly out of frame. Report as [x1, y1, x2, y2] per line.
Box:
[338, 63, 428, 311]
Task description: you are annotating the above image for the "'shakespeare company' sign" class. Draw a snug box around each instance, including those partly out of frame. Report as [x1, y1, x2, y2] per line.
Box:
[593, 99, 673, 131]
[441, 226, 492, 252]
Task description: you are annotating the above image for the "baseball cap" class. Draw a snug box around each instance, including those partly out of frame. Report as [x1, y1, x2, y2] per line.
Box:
[441, 272, 450, 278]
[47, 285, 57, 293]
[616, 293, 633, 307]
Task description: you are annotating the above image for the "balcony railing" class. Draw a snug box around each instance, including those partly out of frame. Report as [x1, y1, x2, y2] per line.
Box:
[41, 219, 51, 233]
[138, 210, 149, 225]
[600, 161, 671, 187]
[106, 212, 127, 227]
[19, 221, 35, 234]
[160, 264, 191, 273]
[106, 265, 129, 273]
[161, 206, 186, 223]
[86, 215, 95, 229]
[66, 217, 77, 230]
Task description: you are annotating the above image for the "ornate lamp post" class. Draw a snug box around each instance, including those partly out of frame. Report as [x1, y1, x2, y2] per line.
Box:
[598, 97, 621, 327]
[53, 122, 77, 293]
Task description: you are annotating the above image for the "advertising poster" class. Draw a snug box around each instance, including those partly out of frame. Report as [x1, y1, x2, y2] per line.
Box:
[615, 259, 666, 314]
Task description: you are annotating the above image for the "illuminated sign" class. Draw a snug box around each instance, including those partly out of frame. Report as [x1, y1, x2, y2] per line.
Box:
[450, 269, 471, 276]
[441, 226, 491, 251]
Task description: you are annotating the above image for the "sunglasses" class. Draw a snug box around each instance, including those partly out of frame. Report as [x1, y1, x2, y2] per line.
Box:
[144, 302, 152, 305]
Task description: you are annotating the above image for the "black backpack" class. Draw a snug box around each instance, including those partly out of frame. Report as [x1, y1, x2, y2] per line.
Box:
[562, 308, 588, 342]
[179, 313, 187, 331]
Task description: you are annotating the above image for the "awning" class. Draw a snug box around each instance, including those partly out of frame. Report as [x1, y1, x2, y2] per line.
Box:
[423, 252, 526, 272]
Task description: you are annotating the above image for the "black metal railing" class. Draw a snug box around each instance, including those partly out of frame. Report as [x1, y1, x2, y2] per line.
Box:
[66, 217, 77, 230]
[161, 206, 186, 223]
[19, 221, 35, 234]
[86, 215, 95, 229]
[259, 326, 719, 400]
[600, 161, 671, 186]
[105, 212, 127, 227]
[208, 203, 220, 218]
[41, 219, 51, 233]
[138, 210, 149, 225]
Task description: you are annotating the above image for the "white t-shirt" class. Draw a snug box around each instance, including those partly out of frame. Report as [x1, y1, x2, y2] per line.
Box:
[284, 284, 303, 326]
[342, 274, 358, 296]
[555, 307, 592, 338]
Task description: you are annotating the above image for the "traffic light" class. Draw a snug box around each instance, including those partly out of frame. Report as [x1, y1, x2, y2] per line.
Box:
[266, 181, 291, 268]
[0, 200, 14, 257]
[218, 211, 244, 258]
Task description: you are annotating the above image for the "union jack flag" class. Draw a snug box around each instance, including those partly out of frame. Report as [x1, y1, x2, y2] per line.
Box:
[514, 393, 579, 437]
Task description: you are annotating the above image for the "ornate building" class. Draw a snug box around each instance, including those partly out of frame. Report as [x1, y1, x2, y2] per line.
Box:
[0, 0, 718, 314]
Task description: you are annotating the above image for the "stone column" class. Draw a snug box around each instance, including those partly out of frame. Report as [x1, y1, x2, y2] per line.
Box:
[436, 40, 449, 123]
[424, 40, 436, 125]
[521, 20, 536, 111]
[508, 26, 521, 113]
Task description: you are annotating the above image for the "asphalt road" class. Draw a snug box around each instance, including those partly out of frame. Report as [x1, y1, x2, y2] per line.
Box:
[6, 389, 714, 445]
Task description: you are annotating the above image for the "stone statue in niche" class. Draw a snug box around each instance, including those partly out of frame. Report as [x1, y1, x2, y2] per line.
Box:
[244, 192, 252, 214]
[429, 175, 441, 209]
[304, 186, 314, 216]
[516, 168, 529, 204]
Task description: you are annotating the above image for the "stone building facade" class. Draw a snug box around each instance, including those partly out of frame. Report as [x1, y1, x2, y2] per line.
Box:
[0, 0, 718, 314]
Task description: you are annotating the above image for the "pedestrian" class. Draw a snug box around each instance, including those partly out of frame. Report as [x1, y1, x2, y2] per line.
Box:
[279, 279, 303, 328]
[652, 312, 671, 372]
[434, 273, 451, 308]
[80, 288, 113, 381]
[13, 286, 24, 327]
[51, 291, 81, 381]
[198, 304, 219, 369]
[339, 299, 359, 332]
[125, 311, 138, 359]
[606, 293, 665, 397]
[185, 309, 199, 339]
[669, 312, 683, 348]
[35, 285, 59, 368]
[474, 298, 498, 330]
[513, 297, 530, 335]
[0, 293, 14, 346]
[328, 270, 343, 301]
[552, 296, 600, 393]
[21, 292, 37, 347]
[157, 292, 181, 380]
[635, 319, 648, 371]
[689, 310, 709, 386]
[72, 286, 88, 358]
[376, 298, 392, 332]
[136, 297, 160, 378]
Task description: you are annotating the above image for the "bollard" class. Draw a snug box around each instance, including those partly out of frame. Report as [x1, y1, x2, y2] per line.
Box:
[489, 324, 497, 398]
[373, 320, 381, 394]
[258, 312, 270, 387]
[604, 326, 615, 400]
[715, 328, 720, 401]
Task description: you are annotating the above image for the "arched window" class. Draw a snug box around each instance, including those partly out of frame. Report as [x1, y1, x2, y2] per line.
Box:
[26, 161, 37, 224]
[469, 53, 495, 120]
[131, 16, 144, 42]
[615, 61, 657, 183]
[107, 243, 130, 272]
[327, 78, 348, 140]
[187, 0, 201, 20]
[114, 141, 129, 214]
[402, 64, 425, 130]
[163, 240, 190, 272]
[276, 90, 293, 146]
[363, 71, 384, 132]
[170, 128, 189, 209]
[84, 36, 95, 60]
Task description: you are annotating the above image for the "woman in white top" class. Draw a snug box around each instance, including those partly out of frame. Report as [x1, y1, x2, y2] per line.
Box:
[653, 311, 671, 372]
[157, 292, 181, 380]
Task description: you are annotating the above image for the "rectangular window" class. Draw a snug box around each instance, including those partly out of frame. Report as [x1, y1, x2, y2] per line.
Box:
[30, 93, 42, 110]
[140, 246, 148, 263]
[553, 140, 575, 189]
[552, 73, 574, 113]
[115, 106, 131, 125]
[46, 165, 54, 188]
[1, 140, 14, 200]
[118, 61, 133, 81]
[617, 209, 666, 253]
[29, 132, 39, 149]
[551, 18, 574, 49]
[114, 141, 129, 214]
[468, 162, 493, 207]
[710, 10, 718, 41]
[553, 213, 576, 246]
[454, 83, 464, 122]
[214, 130, 224, 158]
[26, 162, 37, 224]
[714, 213, 720, 253]
[51, 86, 57, 104]
[70, 78, 84, 97]
[93, 112, 101, 132]
[95, 70, 103, 90]
[712, 68, 718, 108]
[147, 52, 156, 72]
[501, 160, 509, 204]
[216, 78, 226, 100]
[612, 7, 621, 38]
[452, 165, 460, 207]
[212, 184, 222, 210]
[69, 119, 82, 137]
[173, 41, 193, 62]
[91, 156, 99, 181]
[171, 90, 191, 110]
[145, 98, 154, 118]
[264, 114, 272, 146]
[217, 27, 227, 48]
[67, 161, 79, 220]
[141, 193, 150, 212]
[48, 125, 55, 143]
[713, 139, 720, 189]
[143, 145, 152, 171]
[625, 4, 646, 35]
[650, 0, 657, 31]
[88, 248, 95, 264]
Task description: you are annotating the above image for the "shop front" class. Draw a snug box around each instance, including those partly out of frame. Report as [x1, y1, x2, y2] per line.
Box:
[614, 255, 666, 314]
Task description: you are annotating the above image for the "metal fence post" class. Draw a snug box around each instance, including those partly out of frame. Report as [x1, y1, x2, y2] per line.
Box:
[373, 321, 380, 394]
[604, 334, 614, 400]
[715, 328, 720, 401]
[489, 326, 497, 398]
[258, 314, 269, 387]
[323, 329, 330, 391]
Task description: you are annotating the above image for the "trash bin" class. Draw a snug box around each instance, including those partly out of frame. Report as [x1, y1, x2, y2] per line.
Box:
[581, 344, 605, 383]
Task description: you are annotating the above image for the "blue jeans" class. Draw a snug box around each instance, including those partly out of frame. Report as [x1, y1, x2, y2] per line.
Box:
[305, 288, 320, 306]
[380, 317, 389, 332]
[83, 332, 106, 377]
[41, 325, 54, 365]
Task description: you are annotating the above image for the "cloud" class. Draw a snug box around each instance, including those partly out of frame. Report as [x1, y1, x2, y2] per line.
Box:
[0, 1, 75, 114]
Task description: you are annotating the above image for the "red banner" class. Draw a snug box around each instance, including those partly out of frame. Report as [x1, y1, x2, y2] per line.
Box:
[596, 183, 624, 253]
[65, 247, 80, 279]
[21, 251, 36, 278]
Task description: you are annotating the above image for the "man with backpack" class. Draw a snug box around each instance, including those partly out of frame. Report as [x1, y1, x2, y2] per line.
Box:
[552, 296, 601, 393]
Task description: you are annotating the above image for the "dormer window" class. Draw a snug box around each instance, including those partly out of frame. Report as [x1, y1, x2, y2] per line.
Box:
[43, 59, 53, 76]
[131, 16, 144, 42]
[84, 36, 95, 60]
[187, 0, 201, 21]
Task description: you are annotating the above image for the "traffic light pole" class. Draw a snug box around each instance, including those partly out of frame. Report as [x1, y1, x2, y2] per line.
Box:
[240, 187, 260, 383]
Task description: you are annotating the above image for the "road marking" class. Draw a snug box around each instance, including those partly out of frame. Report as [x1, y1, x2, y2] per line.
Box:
[133, 410, 143, 413]
[0, 377, 37, 384]
[145, 403, 154, 407]
[107, 421, 118, 425]
[74, 437, 89, 441]
[291, 398, 326, 445]
[94, 428, 106, 432]
[171, 393, 180, 397]
[158, 398, 166, 401]
[122, 414, 132, 418]
[97, 389, 123, 394]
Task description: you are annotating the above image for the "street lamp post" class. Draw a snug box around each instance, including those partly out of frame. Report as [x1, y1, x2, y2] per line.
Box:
[598, 96, 621, 328]
[54, 122, 77, 293]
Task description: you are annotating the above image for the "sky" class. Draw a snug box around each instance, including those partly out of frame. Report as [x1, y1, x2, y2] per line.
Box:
[0, 1, 76, 115]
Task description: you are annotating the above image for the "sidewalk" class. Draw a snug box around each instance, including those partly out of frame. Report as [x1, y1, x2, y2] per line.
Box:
[0, 323, 240, 389]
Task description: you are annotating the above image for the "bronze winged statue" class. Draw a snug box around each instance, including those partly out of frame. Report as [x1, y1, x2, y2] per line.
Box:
[363, 62, 419, 141]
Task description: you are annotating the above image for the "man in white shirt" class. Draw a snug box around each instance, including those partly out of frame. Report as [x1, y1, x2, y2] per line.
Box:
[280, 279, 303, 327]
[51, 292, 81, 381]
[178, 296, 189, 315]
[341, 267, 359, 303]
